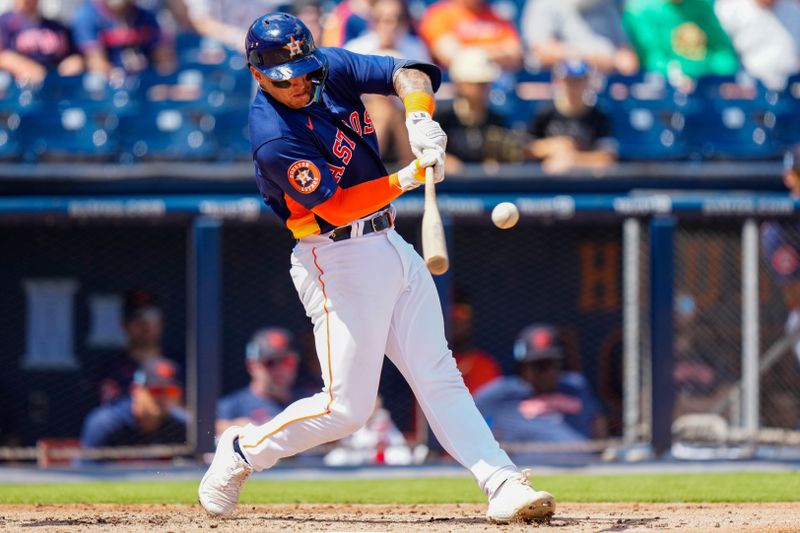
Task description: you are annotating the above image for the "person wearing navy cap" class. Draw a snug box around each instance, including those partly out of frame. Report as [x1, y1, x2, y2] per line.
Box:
[475, 323, 606, 444]
[216, 327, 303, 435]
[527, 59, 618, 174]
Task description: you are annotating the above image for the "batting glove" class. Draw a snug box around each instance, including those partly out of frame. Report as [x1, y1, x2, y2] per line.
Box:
[392, 150, 443, 191]
[406, 112, 447, 158]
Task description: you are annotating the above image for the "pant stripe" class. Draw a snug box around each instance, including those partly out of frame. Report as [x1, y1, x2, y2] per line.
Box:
[241, 247, 333, 449]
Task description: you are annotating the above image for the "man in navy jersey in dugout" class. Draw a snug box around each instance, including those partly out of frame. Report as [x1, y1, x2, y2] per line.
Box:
[80, 357, 186, 463]
[216, 327, 303, 435]
[199, 12, 555, 524]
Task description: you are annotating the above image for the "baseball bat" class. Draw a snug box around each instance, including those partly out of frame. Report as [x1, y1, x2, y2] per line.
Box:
[422, 165, 449, 275]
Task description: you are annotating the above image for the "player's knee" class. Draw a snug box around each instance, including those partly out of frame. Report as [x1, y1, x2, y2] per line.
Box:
[328, 402, 373, 435]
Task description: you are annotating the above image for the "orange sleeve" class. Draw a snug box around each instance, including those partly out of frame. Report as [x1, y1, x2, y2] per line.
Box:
[312, 174, 403, 227]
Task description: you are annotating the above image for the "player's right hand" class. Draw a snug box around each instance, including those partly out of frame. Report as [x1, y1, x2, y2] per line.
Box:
[392, 151, 442, 191]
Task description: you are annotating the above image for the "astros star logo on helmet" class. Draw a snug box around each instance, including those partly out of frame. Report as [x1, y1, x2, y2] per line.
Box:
[287, 160, 321, 193]
[284, 36, 303, 58]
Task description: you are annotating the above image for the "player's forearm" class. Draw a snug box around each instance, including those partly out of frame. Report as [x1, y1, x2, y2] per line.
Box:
[312, 175, 403, 226]
[393, 67, 434, 102]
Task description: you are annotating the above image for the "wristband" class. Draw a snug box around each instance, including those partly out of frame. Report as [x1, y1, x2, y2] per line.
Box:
[403, 91, 435, 116]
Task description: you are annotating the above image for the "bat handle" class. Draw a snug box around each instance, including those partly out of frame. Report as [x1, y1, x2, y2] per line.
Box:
[424, 166, 435, 201]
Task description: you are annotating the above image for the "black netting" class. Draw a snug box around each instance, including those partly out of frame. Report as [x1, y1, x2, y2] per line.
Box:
[0, 222, 188, 458]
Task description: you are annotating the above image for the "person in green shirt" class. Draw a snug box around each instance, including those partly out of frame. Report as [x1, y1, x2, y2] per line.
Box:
[623, 0, 738, 85]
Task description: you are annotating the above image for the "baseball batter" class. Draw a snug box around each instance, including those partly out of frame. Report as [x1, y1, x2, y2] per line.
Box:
[199, 12, 555, 524]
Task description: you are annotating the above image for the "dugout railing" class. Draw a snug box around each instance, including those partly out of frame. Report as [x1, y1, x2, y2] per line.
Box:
[1, 179, 799, 465]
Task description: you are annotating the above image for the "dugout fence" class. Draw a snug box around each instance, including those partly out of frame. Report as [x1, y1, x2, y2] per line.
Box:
[0, 191, 799, 465]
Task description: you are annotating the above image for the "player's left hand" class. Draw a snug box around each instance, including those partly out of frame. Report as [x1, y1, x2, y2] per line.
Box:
[393, 150, 442, 191]
[406, 112, 447, 158]
[423, 148, 445, 184]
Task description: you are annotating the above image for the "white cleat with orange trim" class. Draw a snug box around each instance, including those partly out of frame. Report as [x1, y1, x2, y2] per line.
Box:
[486, 469, 556, 524]
[199, 426, 253, 516]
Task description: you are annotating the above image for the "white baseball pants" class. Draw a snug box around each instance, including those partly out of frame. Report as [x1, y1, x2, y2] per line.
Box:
[237, 223, 516, 495]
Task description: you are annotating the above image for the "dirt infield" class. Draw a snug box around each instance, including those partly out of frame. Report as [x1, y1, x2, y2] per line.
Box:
[1, 503, 799, 532]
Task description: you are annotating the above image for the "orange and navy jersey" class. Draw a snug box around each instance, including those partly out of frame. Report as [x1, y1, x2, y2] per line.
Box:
[249, 47, 440, 239]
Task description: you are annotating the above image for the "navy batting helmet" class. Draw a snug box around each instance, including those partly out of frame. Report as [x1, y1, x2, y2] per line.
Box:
[245, 12, 328, 103]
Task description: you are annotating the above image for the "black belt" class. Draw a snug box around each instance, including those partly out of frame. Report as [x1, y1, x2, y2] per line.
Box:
[328, 211, 394, 242]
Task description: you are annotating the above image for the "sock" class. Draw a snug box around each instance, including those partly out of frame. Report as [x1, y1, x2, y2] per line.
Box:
[233, 437, 250, 465]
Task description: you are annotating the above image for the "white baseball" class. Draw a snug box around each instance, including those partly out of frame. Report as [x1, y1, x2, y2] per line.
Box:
[491, 202, 519, 229]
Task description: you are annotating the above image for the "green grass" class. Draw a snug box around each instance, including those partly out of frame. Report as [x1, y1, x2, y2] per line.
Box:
[0, 472, 798, 505]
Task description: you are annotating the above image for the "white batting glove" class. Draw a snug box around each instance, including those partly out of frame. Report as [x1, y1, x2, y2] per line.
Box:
[393, 151, 441, 191]
[405, 112, 447, 158]
[424, 148, 445, 185]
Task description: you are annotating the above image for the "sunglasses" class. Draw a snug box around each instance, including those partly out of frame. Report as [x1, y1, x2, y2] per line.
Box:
[145, 385, 182, 398]
[269, 69, 323, 89]
[260, 355, 297, 369]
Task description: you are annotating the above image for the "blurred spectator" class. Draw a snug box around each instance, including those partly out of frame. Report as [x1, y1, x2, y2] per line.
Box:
[323, 396, 427, 466]
[72, 0, 176, 76]
[185, 0, 280, 52]
[136, 0, 195, 35]
[0, 0, 83, 85]
[521, 0, 639, 76]
[475, 323, 606, 442]
[345, 0, 429, 60]
[98, 289, 172, 405]
[345, 0, 430, 163]
[762, 146, 800, 365]
[321, 0, 374, 48]
[672, 292, 735, 419]
[527, 59, 617, 174]
[80, 357, 186, 459]
[216, 327, 303, 435]
[448, 297, 502, 395]
[418, 0, 522, 70]
[291, 0, 323, 46]
[435, 47, 524, 172]
[763, 391, 800, 430]
[623, 0, 738, 87]
[715, 0, 800, 91]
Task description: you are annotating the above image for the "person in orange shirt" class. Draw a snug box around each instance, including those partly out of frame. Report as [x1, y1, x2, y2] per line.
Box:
[419, 0, 522, 70]
[451, 299, 502, 395]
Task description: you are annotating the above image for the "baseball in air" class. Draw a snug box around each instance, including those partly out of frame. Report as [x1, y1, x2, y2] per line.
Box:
[491, 202, 519, 229]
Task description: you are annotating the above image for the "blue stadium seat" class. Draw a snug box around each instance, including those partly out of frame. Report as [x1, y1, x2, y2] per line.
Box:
[127, 65, 248, 111]
[692, 74, 739, 101]
[0, 111, 22, 161]
[175, 34, 236, 65]
[19, 104, 119, 162]
[610, 105, 689, 161]
[684, 106, 781, 160]
[0, 71, 19, 102]
[213, 108, 251, 161]
[33, 71, 114, 103]
[770, 74, 800, 146]
[118, 101, 218, 162]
